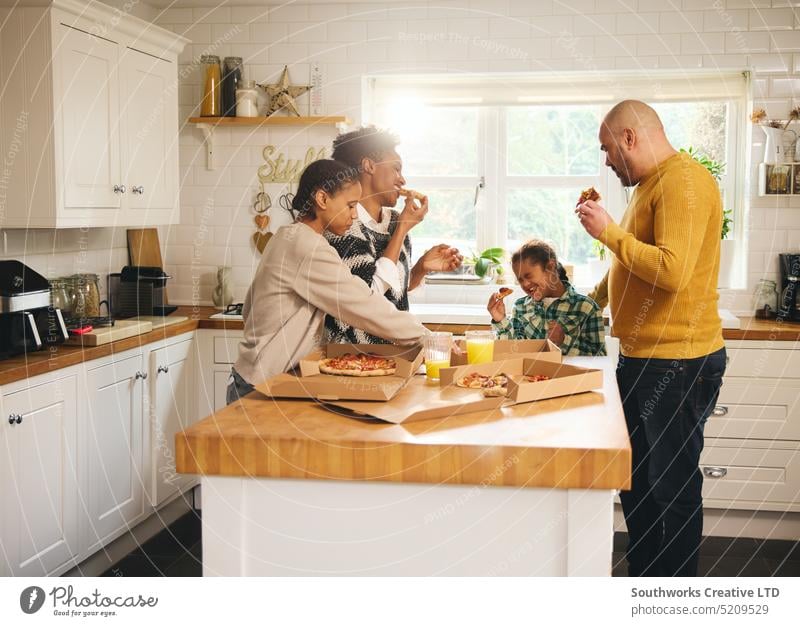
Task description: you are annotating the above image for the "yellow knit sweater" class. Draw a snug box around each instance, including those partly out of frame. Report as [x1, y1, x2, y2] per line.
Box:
[589, 152, 724, 359]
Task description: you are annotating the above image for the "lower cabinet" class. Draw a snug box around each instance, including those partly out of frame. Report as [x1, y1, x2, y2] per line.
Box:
[149, 337, 196, 507]
[196, 330, 243, 417]
[83, 352, 146, 553]
[0, 374, 79, 576]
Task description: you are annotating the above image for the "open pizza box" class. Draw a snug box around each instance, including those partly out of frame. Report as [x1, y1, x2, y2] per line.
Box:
[450, 338, 562, 366]
[322, 376, 504, 424]
[256, 343, 424, 402]
[439, 357, 603, 406]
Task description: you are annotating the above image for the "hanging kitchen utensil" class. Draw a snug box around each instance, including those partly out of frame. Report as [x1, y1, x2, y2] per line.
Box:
[253, 190, 271, 213]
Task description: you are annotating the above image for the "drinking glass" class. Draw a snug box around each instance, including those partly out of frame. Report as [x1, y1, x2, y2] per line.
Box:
[423, 332, 452, 381]
[465, 330, 495, 364]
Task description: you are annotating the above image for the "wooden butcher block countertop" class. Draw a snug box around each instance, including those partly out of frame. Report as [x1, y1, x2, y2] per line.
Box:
[175, 356, 632, 491]
[0, 305, 796, 387]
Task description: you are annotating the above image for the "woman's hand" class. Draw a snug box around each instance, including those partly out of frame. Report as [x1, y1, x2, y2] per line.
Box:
[487, 292, 506, 322]
[421, 244, 463, 272]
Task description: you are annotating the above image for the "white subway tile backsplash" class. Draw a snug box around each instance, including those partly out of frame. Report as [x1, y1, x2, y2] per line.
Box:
[530, 15, 573, 37]
[508, 0, 554, 16]
[748, 52, 793, 72]
[726, 30, 771, 53]
[680, 31, 726, 54]
[489, 16, 532, 39]
[192, 6, 230, 24]
[749, 8, 796, 30]
[573, 14, 617, 36]
[594, 34, 637, 57]
[637, 33, 681, 57]
[157, 8, 193, 24]
[771, 31, 800, 52]
[702, 9, 748, 33]
[267, 5, 310, 22]
[617, 13, 659, 35]
[287, 22, 328, 43]
[615, 56, 659, 70]
[659, 11, 704, 33]
[212, 23, 250, 45]
[328, 20, 368, 42]
[769, 77, 800, 97]
[658, 55, 704, 68]
[551, 0, 595, 15]
[230, 7, 269, 24]
[250, 23, 289, 45]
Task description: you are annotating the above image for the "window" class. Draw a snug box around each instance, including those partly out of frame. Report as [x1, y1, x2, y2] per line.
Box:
[365, 71, 748, 285]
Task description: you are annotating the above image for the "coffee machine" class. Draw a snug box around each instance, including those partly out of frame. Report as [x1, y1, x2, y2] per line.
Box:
[778, 253, 800, 322]
[0, 260, 69, 357]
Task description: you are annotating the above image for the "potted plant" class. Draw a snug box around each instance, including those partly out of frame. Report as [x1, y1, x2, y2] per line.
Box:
[680, 147, 734, 288]
[465, 247, 507, 283]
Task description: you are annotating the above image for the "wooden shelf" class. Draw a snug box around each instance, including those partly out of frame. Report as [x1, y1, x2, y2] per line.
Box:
[188, 115, 350, 169]
[188, 115, 349, 127]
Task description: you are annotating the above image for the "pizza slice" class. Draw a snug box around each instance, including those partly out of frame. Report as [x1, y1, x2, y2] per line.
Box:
[576, 186, 601, 206]
[319, 353, 397, 377]
[523, 374, 551, 383]
[456, 372, 510, 396]
[497, 287, 514, 300]
[398, 188, 426, 202]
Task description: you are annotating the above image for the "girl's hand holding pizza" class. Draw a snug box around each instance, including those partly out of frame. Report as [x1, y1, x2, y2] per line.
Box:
[487, 291, 508, 322]
[397, 191, 428, 231]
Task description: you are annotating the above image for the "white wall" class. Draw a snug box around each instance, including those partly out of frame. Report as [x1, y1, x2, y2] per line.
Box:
[156, 0, 800, 311]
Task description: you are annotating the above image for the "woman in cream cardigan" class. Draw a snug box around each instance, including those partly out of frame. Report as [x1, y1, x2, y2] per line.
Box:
[228, 159, 426, 404]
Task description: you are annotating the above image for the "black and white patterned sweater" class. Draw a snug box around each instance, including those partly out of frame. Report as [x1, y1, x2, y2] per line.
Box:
[324, 210, 412, 344]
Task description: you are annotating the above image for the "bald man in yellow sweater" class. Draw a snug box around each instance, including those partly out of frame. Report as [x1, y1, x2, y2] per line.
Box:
[578, 100, 726, 577]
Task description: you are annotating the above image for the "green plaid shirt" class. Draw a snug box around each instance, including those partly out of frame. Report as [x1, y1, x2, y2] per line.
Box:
[492, 283, 606, 356]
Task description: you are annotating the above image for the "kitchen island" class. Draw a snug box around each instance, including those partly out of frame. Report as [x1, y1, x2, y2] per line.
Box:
[176, 355, 631, 576]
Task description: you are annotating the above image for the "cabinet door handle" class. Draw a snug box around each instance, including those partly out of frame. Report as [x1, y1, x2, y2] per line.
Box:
[135, 371, 147, 380]
[712, 405, 728, 417]
[8, 415, 15, 425]
[113, 184, 126, 194]
[16, 415, 22, 424]
[132, 185, 144, 195]
[703, 466, 728, 479]
[157, 365, 169, 374]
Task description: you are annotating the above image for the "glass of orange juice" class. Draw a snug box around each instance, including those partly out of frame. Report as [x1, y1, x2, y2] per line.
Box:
[465, 330, 495, 364]
[423, 332, 452, 382]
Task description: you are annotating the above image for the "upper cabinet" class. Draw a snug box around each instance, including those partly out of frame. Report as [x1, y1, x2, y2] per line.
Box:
[0, 0, 187, 228]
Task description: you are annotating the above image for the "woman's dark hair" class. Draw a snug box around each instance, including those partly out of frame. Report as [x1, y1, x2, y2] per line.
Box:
[290, 159, 360, 221]
[331, 126, 400, 168]
[511, 239, 569, 283]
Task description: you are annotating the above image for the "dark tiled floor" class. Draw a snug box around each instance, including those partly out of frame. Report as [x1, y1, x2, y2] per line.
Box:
[100, 510, 202, 577]
[103, 514, 798, 577]
[613, 532, 800, 577]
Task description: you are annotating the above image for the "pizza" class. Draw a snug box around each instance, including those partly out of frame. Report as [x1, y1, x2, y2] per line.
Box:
[398, 188, 426, 201]
[497, 287, 514, 300]
[319, 353, 397, 377]
[456, 372, 510, 397]
[576, 186, 601, 206]
[523, 374, 551, 383]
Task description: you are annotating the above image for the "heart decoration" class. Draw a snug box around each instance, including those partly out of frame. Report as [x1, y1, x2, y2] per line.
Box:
[254, 214, 270, 230]
[252, 231, 272, 254]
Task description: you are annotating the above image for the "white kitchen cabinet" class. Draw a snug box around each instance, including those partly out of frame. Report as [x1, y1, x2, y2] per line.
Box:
[83, 352, 146, 553]
[0, 0, 187, 228]
[121, 47, 179, 223]
[0, 375, 80, 577]
[196, 330, 244, 418]
[54, 21, 122, 213]
[149, 335, 196, 507]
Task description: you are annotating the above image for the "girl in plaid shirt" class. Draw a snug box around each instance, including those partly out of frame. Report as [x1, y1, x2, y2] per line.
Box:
[487, 239, 606, 356]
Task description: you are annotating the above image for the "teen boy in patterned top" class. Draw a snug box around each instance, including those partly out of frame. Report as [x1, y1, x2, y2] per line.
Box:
[324, 126, 462, 344]
[487, 239, 606, 356]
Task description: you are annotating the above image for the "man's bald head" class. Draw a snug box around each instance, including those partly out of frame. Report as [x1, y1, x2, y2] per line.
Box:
[599, 100, 676, 186]
[603, 100, 664, 134]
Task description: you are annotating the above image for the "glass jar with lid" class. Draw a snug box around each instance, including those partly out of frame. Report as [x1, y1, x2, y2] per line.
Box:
[752, 279, 778, 319]
[199, 55, 222, 117]
[221, 56, 243, 117]
[50, 278, 72, 314]
[68, 273, 101, 318]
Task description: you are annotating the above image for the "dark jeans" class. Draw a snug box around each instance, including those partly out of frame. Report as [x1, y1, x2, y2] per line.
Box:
[616, 347, 726, 577]
[226, 367, 255, 405]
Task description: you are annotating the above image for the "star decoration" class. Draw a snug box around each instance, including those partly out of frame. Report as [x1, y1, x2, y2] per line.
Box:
[259, 65, 311, 117]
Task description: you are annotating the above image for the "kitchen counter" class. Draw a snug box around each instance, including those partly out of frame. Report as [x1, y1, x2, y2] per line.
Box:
[176, 356, 630, 576]
[0, 306, 797, 387]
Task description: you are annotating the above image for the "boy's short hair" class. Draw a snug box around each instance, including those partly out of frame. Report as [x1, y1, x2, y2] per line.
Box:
[332, 126, 400, 168]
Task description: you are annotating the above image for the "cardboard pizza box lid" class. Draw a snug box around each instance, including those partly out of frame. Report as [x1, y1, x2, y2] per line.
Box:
[257, 343, 424, 402]
[450, 338, 561, 367]
[322, 375, 504, 424]
[504, 359, 603, 405]
[439, 357, 603, 406]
